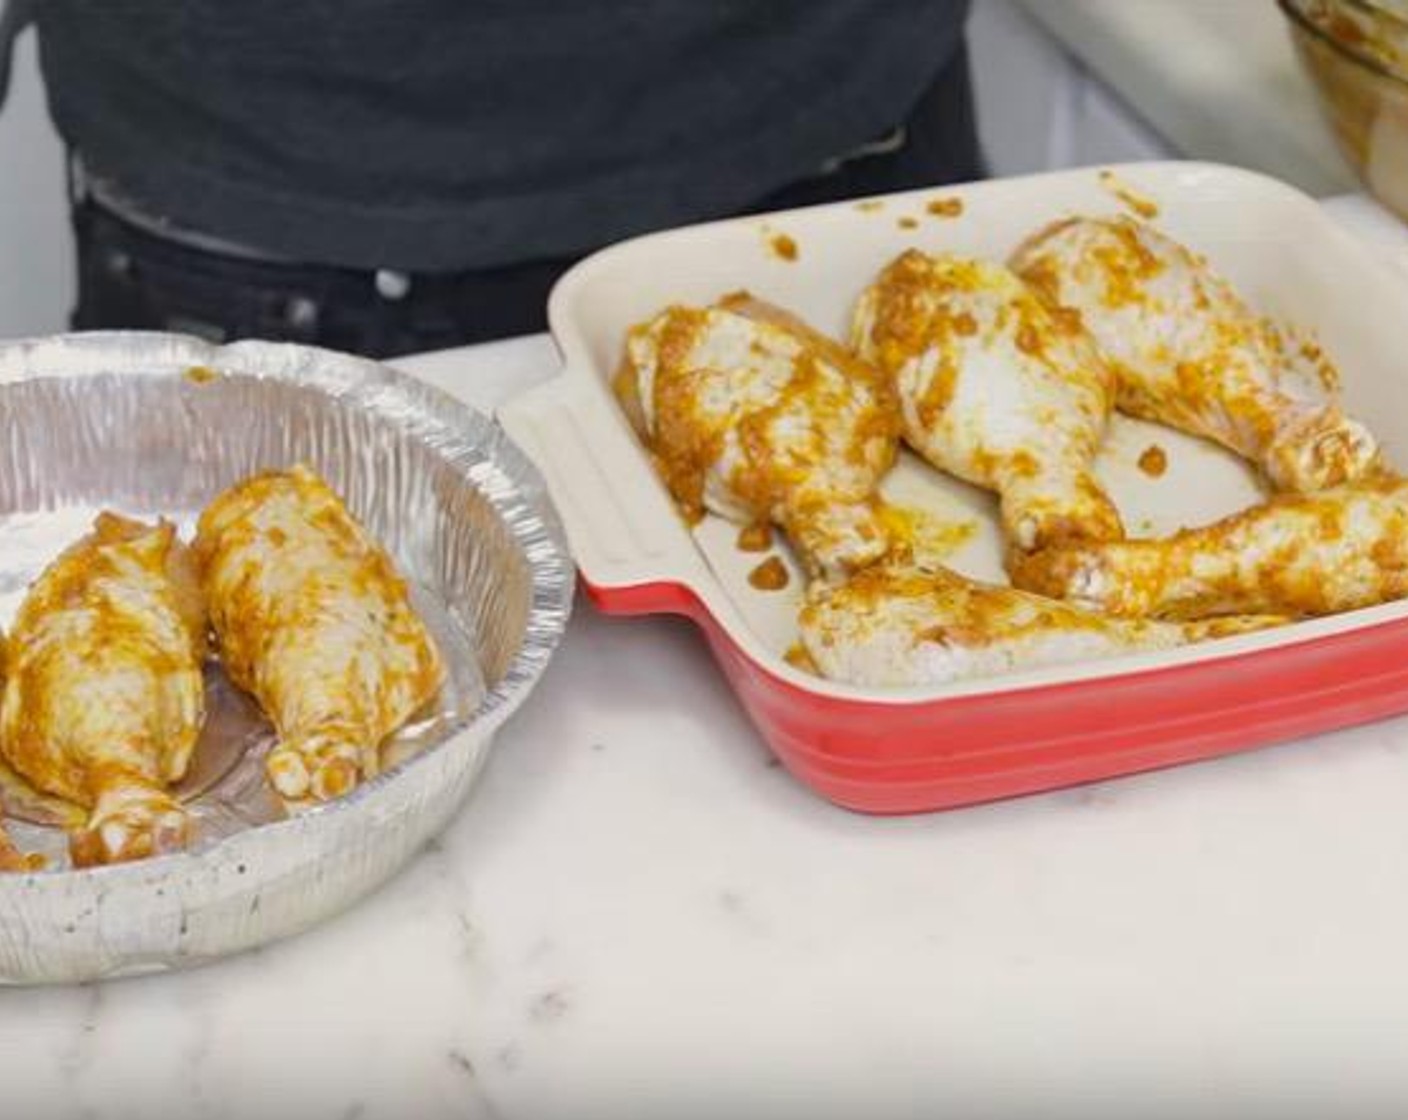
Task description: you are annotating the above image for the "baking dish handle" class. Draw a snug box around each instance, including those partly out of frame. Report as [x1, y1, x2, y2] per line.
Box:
[497, 371, 712, 613]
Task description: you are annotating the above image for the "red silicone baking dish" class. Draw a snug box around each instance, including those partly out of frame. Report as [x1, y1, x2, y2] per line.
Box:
[497, 161, 1408, 814]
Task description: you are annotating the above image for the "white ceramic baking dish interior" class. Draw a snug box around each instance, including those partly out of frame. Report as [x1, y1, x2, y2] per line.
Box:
[499, 161, 1408, 703]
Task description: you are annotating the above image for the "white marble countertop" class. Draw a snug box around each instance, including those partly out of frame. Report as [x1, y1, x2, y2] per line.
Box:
[1016, 0, 1360, 197]
[7, 193, 1408, 1120]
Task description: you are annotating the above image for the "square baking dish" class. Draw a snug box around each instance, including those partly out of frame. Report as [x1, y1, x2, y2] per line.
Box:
[498, 161, 1408, 813]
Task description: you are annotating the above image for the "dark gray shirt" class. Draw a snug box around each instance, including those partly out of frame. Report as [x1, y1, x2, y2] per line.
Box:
[12, 1, 969, 271]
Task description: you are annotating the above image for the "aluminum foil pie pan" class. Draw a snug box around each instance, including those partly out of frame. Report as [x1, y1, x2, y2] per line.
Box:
[0, 332, 573, 984]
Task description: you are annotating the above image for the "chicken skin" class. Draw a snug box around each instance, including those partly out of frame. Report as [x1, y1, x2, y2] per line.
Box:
[0, 639, 28, 872]
[851, 250, 1123, 556]
[0, 514, 206, 867]
[195, 465, 445, 803]
[799, 562, 1278, 688]
[1010, 478, 1408, 620]
[617, 292, 900, 579]
[1011, 216, 1380, 491]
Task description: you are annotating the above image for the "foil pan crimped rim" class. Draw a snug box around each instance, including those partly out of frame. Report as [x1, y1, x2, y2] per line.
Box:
[0, 331, 574, 889]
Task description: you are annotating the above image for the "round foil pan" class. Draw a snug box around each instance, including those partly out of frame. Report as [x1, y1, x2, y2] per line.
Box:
[0, 332, 573, 984]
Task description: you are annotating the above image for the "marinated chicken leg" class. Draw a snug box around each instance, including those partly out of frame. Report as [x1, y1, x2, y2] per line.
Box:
[799, 562, 1279, 688]
[1010, 478, 1408, 620]
[617, 292, 900, 579]
[0, 514, 206, 866]
[0, 639, 29, 873]
[195, 465, 445, 802]
[851, 250, 1123, 555]
[1011, 216, 1380, 491]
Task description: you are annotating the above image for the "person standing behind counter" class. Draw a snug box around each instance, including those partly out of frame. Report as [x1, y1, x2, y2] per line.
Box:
[0, 1, 982, 357]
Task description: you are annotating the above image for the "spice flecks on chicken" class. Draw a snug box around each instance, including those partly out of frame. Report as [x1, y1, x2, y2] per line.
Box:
[852, 250, 1123, 557]
[799, 562, 1279, 688]
[616, 292, 900, 580]
[1011, 216, 1380, 491]
[195, 465, 445, 803]
[1011, 478, 1408, 620]
[0, 514, 206, 866]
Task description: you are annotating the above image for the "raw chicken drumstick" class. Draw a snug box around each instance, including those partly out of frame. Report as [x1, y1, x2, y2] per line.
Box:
[799, 562, 1278, 688]
[1010, 478, 1408, 620]
[1010, 216, 1380, 491]
[195, 465, 445, 802]
[0, 514, 206, 866]
[0, 638, 37, 872]
[617, 292, 900, 579]
[851, 250, 1123, 555]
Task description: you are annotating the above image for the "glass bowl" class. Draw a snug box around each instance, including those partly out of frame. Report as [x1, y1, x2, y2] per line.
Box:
[1281, 0, 1408, 221]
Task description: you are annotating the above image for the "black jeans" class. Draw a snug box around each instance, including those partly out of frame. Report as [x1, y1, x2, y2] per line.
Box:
[72, 44, 983, 358]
